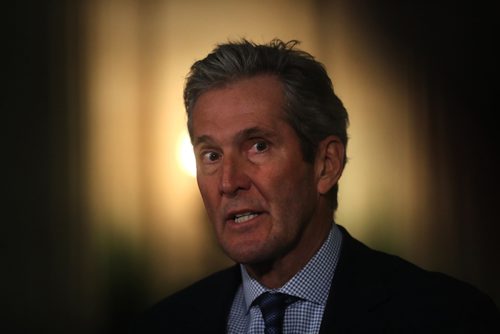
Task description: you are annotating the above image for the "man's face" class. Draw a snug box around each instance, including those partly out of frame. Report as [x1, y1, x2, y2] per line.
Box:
[191, 75, 325, 266]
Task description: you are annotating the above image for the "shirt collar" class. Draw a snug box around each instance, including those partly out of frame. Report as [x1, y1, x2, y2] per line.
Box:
[240, 223, 343, 313]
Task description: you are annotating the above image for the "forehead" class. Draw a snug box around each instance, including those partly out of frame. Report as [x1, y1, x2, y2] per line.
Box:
[191, 75, 288, 136]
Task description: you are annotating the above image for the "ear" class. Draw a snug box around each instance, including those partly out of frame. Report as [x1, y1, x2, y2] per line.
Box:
[314, 136, 345, 195]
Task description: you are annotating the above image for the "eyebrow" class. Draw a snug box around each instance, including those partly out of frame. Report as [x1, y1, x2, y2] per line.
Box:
[237, 126, 278, 142]
[193, 126, 279, 148]
[193, 135, 215, 147]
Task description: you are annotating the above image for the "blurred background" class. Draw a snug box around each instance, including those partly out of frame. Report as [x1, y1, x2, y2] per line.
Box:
[6, 0, 498, 333]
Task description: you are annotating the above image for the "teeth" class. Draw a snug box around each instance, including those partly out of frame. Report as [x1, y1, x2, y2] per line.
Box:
[234, 212, 259, 224]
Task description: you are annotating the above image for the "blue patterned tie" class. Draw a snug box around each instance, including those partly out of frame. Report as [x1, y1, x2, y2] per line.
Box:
[254, 292, 298, 334]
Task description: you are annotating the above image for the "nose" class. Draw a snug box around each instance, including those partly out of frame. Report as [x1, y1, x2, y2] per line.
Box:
[219, 154, 251, 197]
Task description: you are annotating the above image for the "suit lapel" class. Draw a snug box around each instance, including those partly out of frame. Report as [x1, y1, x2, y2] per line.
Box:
[194, 265, 242, 333]
[319, 226, 391, 333]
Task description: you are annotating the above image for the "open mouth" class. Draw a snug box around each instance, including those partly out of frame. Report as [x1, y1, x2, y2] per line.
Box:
[233, 212, 260, 224]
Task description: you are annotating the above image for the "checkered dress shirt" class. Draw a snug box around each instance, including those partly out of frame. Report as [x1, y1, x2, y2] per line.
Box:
[227, 223, 343, 333]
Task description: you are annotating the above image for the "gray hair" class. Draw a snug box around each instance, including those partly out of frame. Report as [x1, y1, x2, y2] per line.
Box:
[184, 39, 349, 211]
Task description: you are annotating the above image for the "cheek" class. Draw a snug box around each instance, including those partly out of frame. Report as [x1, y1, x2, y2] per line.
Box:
[263, 164, 316, 206]
[197, 177, 218, 211]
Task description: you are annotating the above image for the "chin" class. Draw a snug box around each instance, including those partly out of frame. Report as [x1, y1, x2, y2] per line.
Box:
[222, 242, 276, 266]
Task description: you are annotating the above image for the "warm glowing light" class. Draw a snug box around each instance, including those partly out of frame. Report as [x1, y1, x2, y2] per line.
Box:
[177, 131, 196, 177]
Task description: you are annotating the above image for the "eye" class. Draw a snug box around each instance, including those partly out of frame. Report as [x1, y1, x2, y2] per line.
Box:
[253, 141, 268, 153]
[201, 151, 221, 163]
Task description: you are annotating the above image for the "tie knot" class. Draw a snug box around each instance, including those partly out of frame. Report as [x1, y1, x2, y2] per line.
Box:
[254, 292, 297, 309]
[253, 292, 298, 334]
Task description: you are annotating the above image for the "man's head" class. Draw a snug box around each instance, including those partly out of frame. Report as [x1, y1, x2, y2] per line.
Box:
[184, 40, 348, 280]
[184, 39, 349, 211]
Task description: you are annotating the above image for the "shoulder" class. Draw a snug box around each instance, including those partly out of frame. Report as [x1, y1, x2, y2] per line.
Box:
[154, 264, 240, 309]
[344, 226, 491, 300]
[131, 265, 241, 333]
[333, 225, 500, 331]
[337, 224, 489, 295]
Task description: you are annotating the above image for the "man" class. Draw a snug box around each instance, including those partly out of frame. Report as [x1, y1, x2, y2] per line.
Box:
[137, 39, 499, 333]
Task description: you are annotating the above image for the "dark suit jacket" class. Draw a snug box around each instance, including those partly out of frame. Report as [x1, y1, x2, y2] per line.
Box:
[135, 226, 500, 333]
